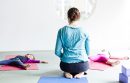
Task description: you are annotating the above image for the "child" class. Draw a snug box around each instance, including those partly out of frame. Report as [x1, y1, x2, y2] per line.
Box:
[55, 7, 90, 79]
[89, 49, 129, 66]
[0, 54, 48, 70]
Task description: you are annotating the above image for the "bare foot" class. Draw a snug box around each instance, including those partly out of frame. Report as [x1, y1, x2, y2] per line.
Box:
[74, 72, 84, 79]
[122, 56, 129, 60]
[112, 61, 120, 66]
[64, 72, 73, 79]
[108, 60, 120, 66]
[23, 64, 30, 70]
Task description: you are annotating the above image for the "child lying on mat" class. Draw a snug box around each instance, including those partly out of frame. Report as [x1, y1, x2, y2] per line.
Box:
[89, 49, 129, 66]
[0, 54, 48, 70]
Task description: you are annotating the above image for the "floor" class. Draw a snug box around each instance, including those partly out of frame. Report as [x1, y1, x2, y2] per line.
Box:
[0, 50, 129, 83]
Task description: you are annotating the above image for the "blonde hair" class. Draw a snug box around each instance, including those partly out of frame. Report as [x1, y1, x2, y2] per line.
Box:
[25, 54, 35, 60]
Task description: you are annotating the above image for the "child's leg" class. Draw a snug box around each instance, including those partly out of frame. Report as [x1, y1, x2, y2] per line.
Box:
[10, 59, 30, 70]
[0, 59, 14, 65]
[106, 59, 120, 66]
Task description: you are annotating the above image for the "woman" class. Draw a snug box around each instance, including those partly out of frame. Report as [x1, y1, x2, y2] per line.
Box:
[55, 7, 90, 79]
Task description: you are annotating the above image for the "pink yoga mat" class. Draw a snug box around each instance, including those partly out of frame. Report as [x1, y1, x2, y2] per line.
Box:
[0, 55, 38, 71]
[89, 60, 111, 71]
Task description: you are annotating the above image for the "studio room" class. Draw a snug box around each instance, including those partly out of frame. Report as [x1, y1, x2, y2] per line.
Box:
[0, 0, 130, 83]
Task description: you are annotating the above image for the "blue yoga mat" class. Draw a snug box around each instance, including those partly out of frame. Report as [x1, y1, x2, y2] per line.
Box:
[38, 76, 88, 83]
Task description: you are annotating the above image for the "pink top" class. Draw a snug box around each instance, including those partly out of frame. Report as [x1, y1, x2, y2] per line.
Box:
[26, 59, 40, 63]
[89, 54, 109, 62]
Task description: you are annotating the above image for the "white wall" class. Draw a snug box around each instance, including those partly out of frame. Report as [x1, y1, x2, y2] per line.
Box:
[0, 0, 130, 51]
[83, 0, 130, 51]
[0, 0, 66, 51]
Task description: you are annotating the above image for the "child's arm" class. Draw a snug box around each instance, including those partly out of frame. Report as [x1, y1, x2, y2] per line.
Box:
[27, 60, 48, 63]
[40, 61, 48, 63]
[26, 60, 40, 63]
[108, 51, 129, 60]
[109, 56, 129, 60]
[108, 51, 122, 59]
[109, 52, 129, 60]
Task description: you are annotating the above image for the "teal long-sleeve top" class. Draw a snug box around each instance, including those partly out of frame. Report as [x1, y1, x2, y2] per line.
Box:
[55, 25, 90, 63]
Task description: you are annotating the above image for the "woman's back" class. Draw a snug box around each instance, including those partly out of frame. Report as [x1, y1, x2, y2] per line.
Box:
[61, 26, 83, 49]
[58, 25, 89, 63]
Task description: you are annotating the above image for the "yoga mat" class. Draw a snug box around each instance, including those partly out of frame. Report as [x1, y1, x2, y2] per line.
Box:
[89, 60, 111, 71]
[38, 76, 88, 83]
[0, 55, 38, 71]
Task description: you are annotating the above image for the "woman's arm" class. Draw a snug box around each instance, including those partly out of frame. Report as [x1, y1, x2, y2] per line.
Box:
[85, 37, 90, 56]
[55, 29, 63, 58]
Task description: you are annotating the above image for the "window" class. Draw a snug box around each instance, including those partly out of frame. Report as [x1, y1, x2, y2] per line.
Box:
[56, 0, 97, 20]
